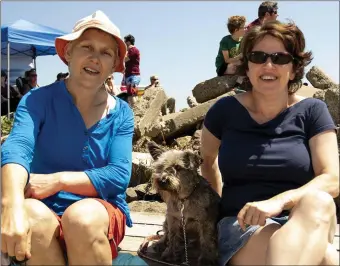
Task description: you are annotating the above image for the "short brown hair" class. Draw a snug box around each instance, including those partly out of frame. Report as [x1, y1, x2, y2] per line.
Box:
[237, 20, 313, 94]
[258, 1, 278, 19]
[227, 16, 246, 34]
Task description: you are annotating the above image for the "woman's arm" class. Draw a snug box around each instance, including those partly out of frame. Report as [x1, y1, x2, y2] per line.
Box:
[1, 90, 46, 203]
[222, 50, 242, 64]
[271, 129, 339, 210]
[200, 126, 223, 196]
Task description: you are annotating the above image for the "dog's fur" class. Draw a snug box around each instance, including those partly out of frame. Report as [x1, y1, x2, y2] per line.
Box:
[147, 141, 220, 266]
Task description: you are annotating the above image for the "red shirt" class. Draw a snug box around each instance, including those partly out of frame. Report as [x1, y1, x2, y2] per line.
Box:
[246, 18, 262, 31]
[125, 46, 140, 77]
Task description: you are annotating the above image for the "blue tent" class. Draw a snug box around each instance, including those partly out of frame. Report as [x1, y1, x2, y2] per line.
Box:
[1, 19, 67, 57]
[1, 19, 67, 117]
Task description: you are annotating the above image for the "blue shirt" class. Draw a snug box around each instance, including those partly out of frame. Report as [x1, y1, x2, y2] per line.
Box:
[1, 81, 134, 227]
[204, 96, 337, 219]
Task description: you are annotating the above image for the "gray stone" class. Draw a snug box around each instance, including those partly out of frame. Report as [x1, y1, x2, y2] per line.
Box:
[313, 89, 326, 101]
[130, 152, 154, 187]
[134, 87, 167, 138]
[126, 187, 138, 203]
[187, 96, 199, 108]
[306, 66, 337, 90]
[192, 75, 237, 103]
[324, 86, 340, 126]
[161, 91, 236, 139]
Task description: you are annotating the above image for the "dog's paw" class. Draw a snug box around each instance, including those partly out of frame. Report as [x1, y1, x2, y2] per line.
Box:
[198, 256, 218, 266]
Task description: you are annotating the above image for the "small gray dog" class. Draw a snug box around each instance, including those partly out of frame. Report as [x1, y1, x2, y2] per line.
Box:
[147, 141, 220, 266]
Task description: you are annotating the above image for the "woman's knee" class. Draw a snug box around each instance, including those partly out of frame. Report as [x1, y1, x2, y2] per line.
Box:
[24, 199, 60, 238]
[61, 199, 109, 240]
[295, 190, 336, 222]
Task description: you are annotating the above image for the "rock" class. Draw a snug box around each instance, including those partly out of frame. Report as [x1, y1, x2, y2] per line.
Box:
[128, 200, 167, 214]
[160, 91, 236, 139]
[187, 96, 199, 108]
[133, 136, 152, 153]
[126, 187, 138, 203]
[134, 183, 162, 201]
[313, 89, 326, 101]
[306, 66, 337, 90]
[192, 75, 237, 103]
[130, 152, 153, 187]
[191, 130, 202, 152]
[133, 87, 167, 139]
[324, 86, 340, 126]
[161, 97, 176, 115]
[172, 136, 192, 150]
[144, 116, 163, 138]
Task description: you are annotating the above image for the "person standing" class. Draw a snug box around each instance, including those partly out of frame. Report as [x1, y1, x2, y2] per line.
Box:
[246, 1, 279, 30]
[122, 34, 140, 107]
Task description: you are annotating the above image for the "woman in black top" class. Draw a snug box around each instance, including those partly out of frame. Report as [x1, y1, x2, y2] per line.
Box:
[201, 21, 339, 265]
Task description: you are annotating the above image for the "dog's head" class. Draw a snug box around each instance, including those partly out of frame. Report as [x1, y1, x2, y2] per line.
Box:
[147, 141, 202, 198]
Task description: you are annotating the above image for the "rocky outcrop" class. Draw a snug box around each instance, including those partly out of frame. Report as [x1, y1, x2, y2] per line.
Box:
[306, 66, 337, 90]
[192, 75, 237, 103]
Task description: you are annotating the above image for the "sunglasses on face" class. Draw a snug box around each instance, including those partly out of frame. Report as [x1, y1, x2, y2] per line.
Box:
[247, 51, 294, 65]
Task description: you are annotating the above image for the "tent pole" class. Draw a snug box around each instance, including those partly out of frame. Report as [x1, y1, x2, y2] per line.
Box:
[7, 42, 11, 119]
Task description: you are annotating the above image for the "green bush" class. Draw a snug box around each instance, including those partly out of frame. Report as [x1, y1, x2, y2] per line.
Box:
[1, 115, 14, 136]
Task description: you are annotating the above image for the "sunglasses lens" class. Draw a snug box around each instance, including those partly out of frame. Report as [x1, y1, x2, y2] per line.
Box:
[272, 53, 293, 65]
[248, 52, 268, 64]
[248, 52, 293, 65]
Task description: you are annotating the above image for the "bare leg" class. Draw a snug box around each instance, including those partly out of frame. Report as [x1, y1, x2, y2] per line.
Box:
[25, 199, 65, 266]
[321, 243, 339, 265]
[61, 199, 111, 266]
[266, 190, 336, 265]
[229, 191, 337, 266]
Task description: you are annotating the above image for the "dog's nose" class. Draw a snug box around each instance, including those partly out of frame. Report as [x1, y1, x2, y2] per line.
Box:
[160, 177, 167, 184]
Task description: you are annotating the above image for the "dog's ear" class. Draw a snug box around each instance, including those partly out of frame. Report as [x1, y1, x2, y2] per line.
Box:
[183, 151, 203, 169]
[147, 141, 165, 161]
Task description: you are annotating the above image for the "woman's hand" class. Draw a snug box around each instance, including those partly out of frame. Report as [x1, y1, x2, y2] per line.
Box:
[237, 199, 285, 231]
[24, 173, 62, 199]
[1, 203, 32, 262]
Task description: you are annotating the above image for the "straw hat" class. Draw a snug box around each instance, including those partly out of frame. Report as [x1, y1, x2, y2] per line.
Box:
[55, 10, 127, 73]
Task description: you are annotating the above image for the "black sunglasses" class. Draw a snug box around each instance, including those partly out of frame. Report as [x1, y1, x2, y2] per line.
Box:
[247, 51, 294, 65]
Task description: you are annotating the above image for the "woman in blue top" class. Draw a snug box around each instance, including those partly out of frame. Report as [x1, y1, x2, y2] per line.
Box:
[201, 21, 339, 265]
[1, 10, 134, 265]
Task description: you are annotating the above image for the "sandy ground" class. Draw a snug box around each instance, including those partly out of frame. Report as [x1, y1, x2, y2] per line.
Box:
[296, 85, 319, 98]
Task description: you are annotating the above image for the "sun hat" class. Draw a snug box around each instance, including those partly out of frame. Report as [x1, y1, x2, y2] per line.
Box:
[55, 10, 127, 73]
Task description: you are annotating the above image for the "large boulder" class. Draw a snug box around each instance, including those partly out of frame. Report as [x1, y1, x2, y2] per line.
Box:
[306, 66, 337, 90]
[130, 152, 153, 187]
[324, 86, 340, 126]
[133, 87, 167, 139]
[160, 91, 236, 139]
[192, 75, 237, 103]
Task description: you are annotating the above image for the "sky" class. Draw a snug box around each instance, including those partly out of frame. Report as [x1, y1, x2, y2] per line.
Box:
[1, 1, 339, 109]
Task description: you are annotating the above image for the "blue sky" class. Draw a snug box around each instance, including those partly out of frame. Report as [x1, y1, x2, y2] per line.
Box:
[2, 1, 339, 109]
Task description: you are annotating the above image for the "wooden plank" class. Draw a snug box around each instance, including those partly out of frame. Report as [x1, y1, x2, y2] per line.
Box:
[119, 236, 144, 252]
[126, 223, 163, 237]
[130, 212, 165, 226]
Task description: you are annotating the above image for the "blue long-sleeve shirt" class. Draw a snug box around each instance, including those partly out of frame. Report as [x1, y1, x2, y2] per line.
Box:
[1, 81, 134, 227]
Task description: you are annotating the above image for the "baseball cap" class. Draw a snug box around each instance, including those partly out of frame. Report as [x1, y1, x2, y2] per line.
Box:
[55, 10, 127, 73]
